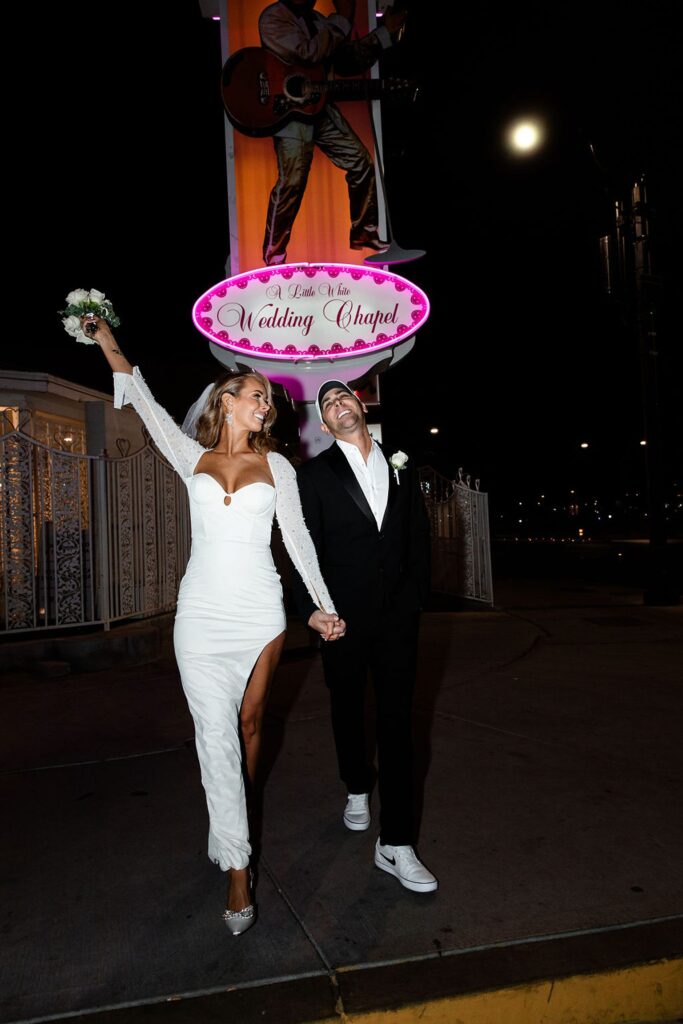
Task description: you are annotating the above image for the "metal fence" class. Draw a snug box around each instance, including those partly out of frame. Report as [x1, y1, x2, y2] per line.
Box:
[0, 425, 190, 634]
[419, 466, 494, 605]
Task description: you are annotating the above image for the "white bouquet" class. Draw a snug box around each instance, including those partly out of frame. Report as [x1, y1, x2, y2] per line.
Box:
[60, 288, 120, 344]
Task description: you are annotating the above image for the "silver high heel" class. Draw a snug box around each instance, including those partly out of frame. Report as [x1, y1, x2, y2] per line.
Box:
[222, 869, 256, 936]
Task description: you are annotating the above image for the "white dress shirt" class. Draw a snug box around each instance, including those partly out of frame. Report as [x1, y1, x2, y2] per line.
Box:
[336, 438, 389, 529]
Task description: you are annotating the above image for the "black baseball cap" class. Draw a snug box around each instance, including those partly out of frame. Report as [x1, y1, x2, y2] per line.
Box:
[316, 380, 357, 421]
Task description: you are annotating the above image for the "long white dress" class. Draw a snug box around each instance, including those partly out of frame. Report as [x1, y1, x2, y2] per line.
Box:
[114, 368, 334, 870]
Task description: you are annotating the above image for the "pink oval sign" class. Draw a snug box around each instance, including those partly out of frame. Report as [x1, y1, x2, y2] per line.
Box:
[192, 263, 429, 361]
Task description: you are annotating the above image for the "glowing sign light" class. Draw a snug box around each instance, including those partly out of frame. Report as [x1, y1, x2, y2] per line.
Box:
[192, 263, 430, 362]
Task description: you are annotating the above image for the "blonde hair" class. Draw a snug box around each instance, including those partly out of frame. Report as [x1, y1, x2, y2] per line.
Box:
[195, 370, 277, 454]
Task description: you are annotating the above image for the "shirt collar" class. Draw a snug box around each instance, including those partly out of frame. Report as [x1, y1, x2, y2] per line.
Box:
[336, 437, 379, 459]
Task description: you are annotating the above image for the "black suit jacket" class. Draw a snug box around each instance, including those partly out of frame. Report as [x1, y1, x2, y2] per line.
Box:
[292, 442, 431, 629]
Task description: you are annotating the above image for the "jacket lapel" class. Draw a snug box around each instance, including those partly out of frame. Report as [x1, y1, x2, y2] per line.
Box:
[379, 444, 399, 532]
[376, 444, 403, 532]
[324, 443, 376, 527]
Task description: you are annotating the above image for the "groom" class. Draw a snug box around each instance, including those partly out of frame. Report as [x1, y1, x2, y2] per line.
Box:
[292, 380, 437, 892]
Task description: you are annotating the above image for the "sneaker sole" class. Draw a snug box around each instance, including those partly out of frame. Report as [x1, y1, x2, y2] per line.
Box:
[343, 815, 370, 831]
[374, 857, 438, 893]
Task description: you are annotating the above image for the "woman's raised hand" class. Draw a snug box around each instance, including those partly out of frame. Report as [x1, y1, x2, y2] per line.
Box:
[80, 315, 134, 375]
[80, 314, 111, 344]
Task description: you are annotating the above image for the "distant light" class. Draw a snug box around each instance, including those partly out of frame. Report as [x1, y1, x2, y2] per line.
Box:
[506, 118, 544, 155]
[429, 427, 439, 435]
[212, 15, 220, 20]
[640, 440, 647, 446]
[580, 442, 589, 449]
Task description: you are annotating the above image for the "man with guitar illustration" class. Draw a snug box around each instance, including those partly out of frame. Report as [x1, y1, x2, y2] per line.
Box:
[258, 0, 406, 266]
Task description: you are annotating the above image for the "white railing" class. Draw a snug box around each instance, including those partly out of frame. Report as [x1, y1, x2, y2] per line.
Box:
[0, 427, 190, 634]
[419, 466, 494, 605]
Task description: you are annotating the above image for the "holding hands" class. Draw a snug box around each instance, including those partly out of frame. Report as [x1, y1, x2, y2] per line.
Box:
[309, 610, 347, 642]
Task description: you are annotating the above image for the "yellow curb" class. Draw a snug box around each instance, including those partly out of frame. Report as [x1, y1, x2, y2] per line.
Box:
[309, 957, 683, 1024]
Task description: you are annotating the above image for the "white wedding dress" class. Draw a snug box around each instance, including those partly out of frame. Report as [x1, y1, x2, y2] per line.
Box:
[114, 368, 334, 870]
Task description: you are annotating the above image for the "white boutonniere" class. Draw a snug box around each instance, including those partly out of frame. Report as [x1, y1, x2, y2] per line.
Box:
[389, 450, 408, 484]
[60, 288, 121, 344]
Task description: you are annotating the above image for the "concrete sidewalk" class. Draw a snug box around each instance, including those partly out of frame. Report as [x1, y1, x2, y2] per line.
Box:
[1, 578, 682, 1023]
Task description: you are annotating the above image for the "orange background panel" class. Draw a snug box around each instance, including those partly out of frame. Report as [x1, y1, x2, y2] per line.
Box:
[227, 0, 377, 271]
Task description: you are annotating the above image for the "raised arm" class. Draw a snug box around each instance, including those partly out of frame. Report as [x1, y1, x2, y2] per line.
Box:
[82, 314, 134, 375]
[83, 314, 204, 479]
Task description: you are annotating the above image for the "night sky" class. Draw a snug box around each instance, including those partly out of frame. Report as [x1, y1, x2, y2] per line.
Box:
[21, 0, 682, 506]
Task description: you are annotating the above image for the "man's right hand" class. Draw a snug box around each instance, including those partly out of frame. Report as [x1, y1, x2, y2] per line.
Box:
[333, 0, 355, 23]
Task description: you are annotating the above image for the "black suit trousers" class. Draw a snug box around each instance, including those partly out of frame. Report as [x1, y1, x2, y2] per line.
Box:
[322, 609, 419, 847]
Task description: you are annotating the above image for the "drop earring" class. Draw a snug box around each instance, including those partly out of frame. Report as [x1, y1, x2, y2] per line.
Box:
[226, 407, 233, 426]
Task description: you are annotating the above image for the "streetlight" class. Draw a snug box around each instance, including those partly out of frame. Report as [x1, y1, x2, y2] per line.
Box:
[504, 111, 677, 604]
[505, 118, 545, 157]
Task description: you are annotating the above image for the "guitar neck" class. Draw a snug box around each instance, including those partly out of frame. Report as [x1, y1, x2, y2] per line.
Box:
[325, 78, 391, 103]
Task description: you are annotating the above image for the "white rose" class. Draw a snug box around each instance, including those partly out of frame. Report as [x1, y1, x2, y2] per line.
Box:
[89, 288, 106, 303]
[62, 315, 82, 337]
[390, 450, 408, 470]
[62, 314, 97, 344]
[66, 288, 90, 306]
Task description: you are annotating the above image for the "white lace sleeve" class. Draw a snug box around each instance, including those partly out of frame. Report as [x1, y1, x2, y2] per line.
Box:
[268, 452, 336, 614]
[113, 367, 205, 478]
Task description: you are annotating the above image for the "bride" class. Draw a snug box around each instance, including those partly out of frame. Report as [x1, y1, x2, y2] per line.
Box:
[81, 313, 345, 935]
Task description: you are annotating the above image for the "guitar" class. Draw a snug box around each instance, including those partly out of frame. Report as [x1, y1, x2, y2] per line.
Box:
[222, 47, 415, 138]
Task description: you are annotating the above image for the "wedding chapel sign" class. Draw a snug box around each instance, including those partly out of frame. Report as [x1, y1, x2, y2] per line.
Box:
[192, 264, 430, 363]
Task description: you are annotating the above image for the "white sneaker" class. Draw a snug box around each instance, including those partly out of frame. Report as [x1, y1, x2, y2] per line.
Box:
[343, 793, 370, 831]
[374, 839, 438, 892]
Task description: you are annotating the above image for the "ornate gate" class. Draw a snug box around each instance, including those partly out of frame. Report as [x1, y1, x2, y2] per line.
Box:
[0, 424, 190, 634]
[419, 466, 493, 605]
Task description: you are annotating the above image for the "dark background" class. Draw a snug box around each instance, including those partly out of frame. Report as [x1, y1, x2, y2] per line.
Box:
[17, 0, 682, 515]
